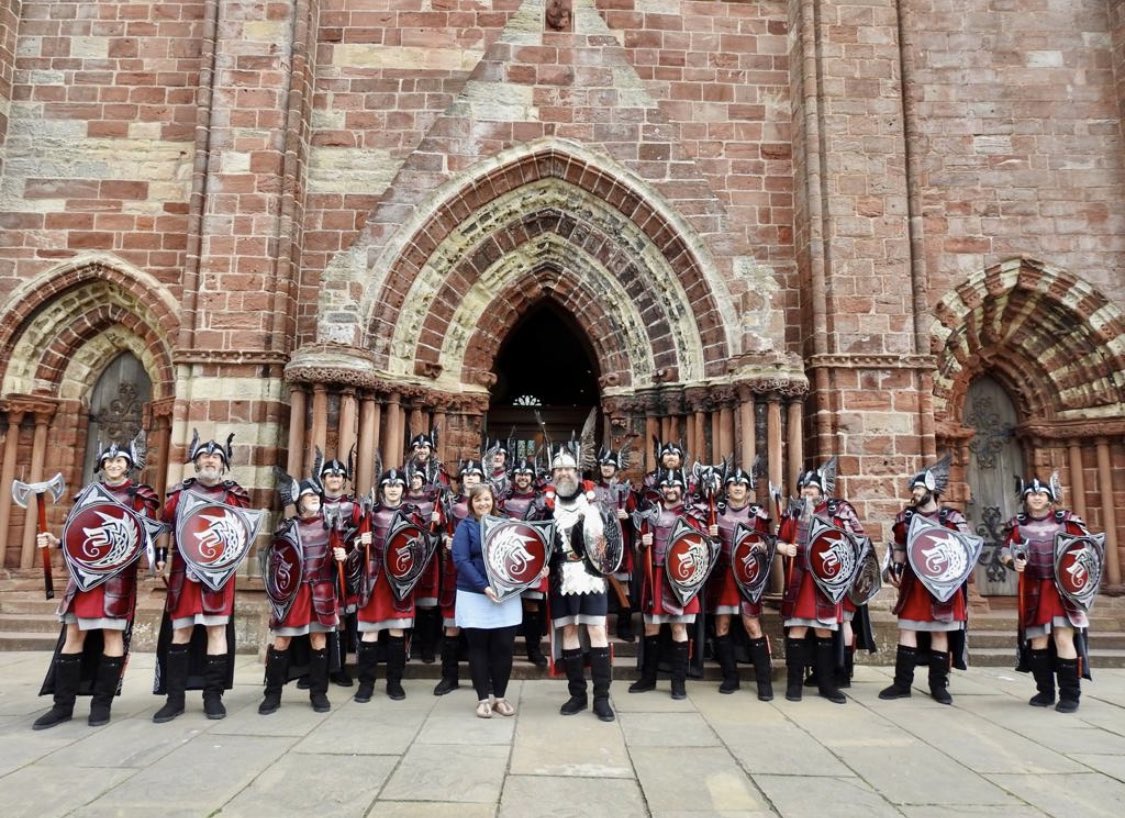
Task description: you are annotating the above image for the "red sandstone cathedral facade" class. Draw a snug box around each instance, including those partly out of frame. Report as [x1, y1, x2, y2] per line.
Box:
[0, 1, 1121, 598]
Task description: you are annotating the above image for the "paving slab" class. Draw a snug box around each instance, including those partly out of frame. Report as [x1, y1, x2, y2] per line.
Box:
[220, 752, 395, 817]
[0, 760, 136, 817]
[379, 742, 509, 803]
[368, 803, 497, 818]
[499, 774, 647, 817]
[510, 701, 632, 777]
[631, 746, 771, 814]
[985, 772, 1125, 818]
[0, 724, 86, 777]
[38, 716, 204, 769]
[753, 774, 900, 818]
[899, 807, 1047, 818]
[618, 711, 720, 747]
[1067, 753, 1125, 783]
[293, 702, 428, 755]
[81, 733, 295, 813]
[716, 721, 855, 777]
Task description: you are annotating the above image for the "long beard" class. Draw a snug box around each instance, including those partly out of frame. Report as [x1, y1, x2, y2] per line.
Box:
[556, 476, 579, 499]
[196, 465, 222, 485]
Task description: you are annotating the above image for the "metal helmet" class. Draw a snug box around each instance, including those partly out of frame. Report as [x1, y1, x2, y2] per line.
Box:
[654, 437, 685, 463]
[458, 459, 485, 478]
[1016, 471, 1062, 504]
[725, 466, 755, 488]
[379, 468, 407, 488]
[797, 456, 837, 495]
[318, 444, 352, 481]
[410, 430, 437, 452]
[597, 447, 621, 469]
[186, 428, 233, 468]
[656, 468, 687, 489]
[908, 453, 951, 495]
[273, 466, 322, 508]
[550, 446, 579, 471]
[511, 457, 537, 478]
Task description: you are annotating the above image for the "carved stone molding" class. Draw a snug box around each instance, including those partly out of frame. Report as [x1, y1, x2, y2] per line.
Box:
[806, 353, 936, 371]
[1018, 417, 1125, 441]
[173, 348, 289, 366]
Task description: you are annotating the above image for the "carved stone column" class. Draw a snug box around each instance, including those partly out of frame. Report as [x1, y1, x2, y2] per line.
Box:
[306, 383, 328, 475]
[0, 409, 25, 563]
[385, 392, 404, 467]
[718, 397, 735, 462]
[286, 386, 307, 476]
[737, 389, 755, 489]
[21, 407, 55, 569]
[433, 405, 448, 466]
[645, 412, 659, 472]
[1067, 441, 1086, 520]
[766, 398, 784, 592]
[356, 394, 380, 497]
[338, 388, 358, 462]
[787, 399, 804, 497]
[1096, 438, 1121, 585]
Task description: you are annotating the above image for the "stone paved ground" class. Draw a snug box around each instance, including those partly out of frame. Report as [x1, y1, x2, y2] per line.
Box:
[1, 650, 1123, 817]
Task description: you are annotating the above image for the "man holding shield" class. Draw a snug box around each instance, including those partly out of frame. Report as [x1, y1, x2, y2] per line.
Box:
[32, 435, 160, 729]
[879, 454, 978, 705]
[153, 431, 261, 723]
[1002, 473, 1103, 713]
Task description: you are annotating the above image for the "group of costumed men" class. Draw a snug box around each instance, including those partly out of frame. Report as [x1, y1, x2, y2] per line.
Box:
[30, 426, 1106, 730]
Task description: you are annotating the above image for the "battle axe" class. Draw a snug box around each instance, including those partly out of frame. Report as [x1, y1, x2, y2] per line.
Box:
[12, 473, 66, 600]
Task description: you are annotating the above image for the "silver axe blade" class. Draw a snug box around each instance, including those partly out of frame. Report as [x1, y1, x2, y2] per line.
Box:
[11, 472, 66, 508]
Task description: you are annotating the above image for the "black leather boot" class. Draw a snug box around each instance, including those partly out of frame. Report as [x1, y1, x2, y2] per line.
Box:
[202, 654, 228, 719]
[628, 635, 659, 693]
[928, 650, 952, 705]
[433, 637, 460, 695]
[559, 648, 588, 715]
[749, 637, 773, 702]
[816, 637, 846, 704]
[385, 635, 406, 700]
[837, 645, 854, 689]
[354, 640, 378, 703]
[259, 646, 289, 715]
[524, 607, 548, 668]
[616, 604, 635, 642]
[153, 643, 189, 723]
[785, 637, 805, 702]
[1027, 648, 1055, 707]
[88, 655, 124, 726]
[670, 641, 689, 700]
[308, 647, 331, 712]
[1055, 657, 1080, 713]
[33, 654, 81, 730]
[715, 634, 739, 694]
[590, 646, 615, 722]
[878, 644, 916, 700]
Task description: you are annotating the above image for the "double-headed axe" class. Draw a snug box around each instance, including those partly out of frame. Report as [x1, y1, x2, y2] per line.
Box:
[12, 473, 66, 600]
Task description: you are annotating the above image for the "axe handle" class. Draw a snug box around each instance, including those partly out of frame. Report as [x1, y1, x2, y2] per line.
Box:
[607, 575, 629, 608]
[36, 495, 54, 600]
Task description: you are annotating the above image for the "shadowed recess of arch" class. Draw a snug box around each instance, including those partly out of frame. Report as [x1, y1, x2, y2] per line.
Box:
[932, 258, 1125, 420]
[365, 146, 731, 379]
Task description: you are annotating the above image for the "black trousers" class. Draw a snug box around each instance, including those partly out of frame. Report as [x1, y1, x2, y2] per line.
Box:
[464, 625, 518, 701]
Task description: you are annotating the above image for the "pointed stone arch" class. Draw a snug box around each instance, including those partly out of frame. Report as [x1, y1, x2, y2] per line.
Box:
[0, 253, 178, 399]
[931, 257, 1125, 422]
[318, 138, 758, 388]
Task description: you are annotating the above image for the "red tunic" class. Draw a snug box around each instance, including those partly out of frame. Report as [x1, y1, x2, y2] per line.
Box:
[1004, 511, 1089, 630]
[640, 502, 707, 619]
[352, 503, 422, 628]
[439, 495, 470, 620]
[779, 499, 865, 626]
[62, 479, 160, 623]
[268, 512, 340, 631]
[405, 487, 441, 607]
[164, 479, 250, 621]
[322, 494, 362, 611]
[891, 506, 969, 625]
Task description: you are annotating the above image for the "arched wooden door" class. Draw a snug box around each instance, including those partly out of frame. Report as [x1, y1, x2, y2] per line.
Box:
[82, 352, 152, 477]
[965, 376, 1023, 596]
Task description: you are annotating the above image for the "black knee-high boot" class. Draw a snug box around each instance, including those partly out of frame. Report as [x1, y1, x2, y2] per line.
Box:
[715, 634, 739, 694]
[616, 603, 635, 642]
[309, 647, 331, 712]
[878, 644, 916, 700]
[785, 637, 805, 702]
[259, 646, 289, 715]
[88, 655, 125, 727]
[354, 640, 378, 703]
[433, 637, 460, 696]
[628, 635, 660, 693]
[749, 637, 773, 702]
[1027, 648, 1055, 706]
[670, 641, 689, 700]
[386, 635, 406, 700]
[590, 646, 614, 722]
[33, 654, 82, 730]
[523, 606, 548, 668]
[928, 650, 952, 705]
[153, 643, 189, 723]
[560, 648, 588, 715]
[202, 654, 228, 720]
[816, 638, 845, 704]
[1055, 657, 1081, 713]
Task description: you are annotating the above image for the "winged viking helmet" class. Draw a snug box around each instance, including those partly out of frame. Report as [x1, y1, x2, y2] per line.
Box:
[94, 430, 147, 474]
[186, 428, 234, 468]
[797, 456, 837, 496]
[907, 453, 952, 495]
[1015, 470, 1063, 504]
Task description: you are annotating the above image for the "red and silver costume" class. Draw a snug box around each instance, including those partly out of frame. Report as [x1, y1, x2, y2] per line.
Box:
[351, 501, 422, 633]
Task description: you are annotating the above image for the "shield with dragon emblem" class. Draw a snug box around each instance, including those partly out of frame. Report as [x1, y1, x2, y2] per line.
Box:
[383, 510, 437, 602]
[664, 518, 719, 607]
[731, 524, 776, 604]
[847, 535, 882, 607]
[61, 483, 166, 592]
[260, 523, 303, 624]
[905, 514, 984, 603]
[175, 491, 266, 592]
[805, 516, 864, 605]
[583, 507, 624, 577]
[481, 515, 555, 603]
[1054, 532, 1105, 612]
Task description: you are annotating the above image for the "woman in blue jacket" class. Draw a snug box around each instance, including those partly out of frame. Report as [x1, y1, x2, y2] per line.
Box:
[453, 483, 523, 718]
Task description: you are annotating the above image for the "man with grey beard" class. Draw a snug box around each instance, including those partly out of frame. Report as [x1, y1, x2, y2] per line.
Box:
[153, 431, 251, 723]
[540, 448, 615, 722]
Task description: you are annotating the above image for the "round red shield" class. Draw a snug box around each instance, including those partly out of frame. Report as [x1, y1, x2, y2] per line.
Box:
[179, 503, 249, 569]
[732, 531, 766, 587]
[485, 520, 548, 584]
[63, 503, 145, 591]
[264, 532, 303, 622]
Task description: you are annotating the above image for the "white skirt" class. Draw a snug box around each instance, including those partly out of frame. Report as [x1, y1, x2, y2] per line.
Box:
[455, 588, 523, 629]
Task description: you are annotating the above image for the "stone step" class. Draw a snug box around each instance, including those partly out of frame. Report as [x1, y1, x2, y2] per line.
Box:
[0, 631, 59, 651]
[966, 647, 1125, 668]
[0, 597, 59, 615]
[0, 612, 60, 633]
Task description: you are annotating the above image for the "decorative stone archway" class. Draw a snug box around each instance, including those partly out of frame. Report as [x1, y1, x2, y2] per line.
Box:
[931, 256, 1125, 586]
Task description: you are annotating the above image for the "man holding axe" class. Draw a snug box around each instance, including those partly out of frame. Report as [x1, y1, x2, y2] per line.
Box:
[26, 435, 160, 729]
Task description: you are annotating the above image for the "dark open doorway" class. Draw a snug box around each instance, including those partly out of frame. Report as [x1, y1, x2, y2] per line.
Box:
[486, 300, 600, 456]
